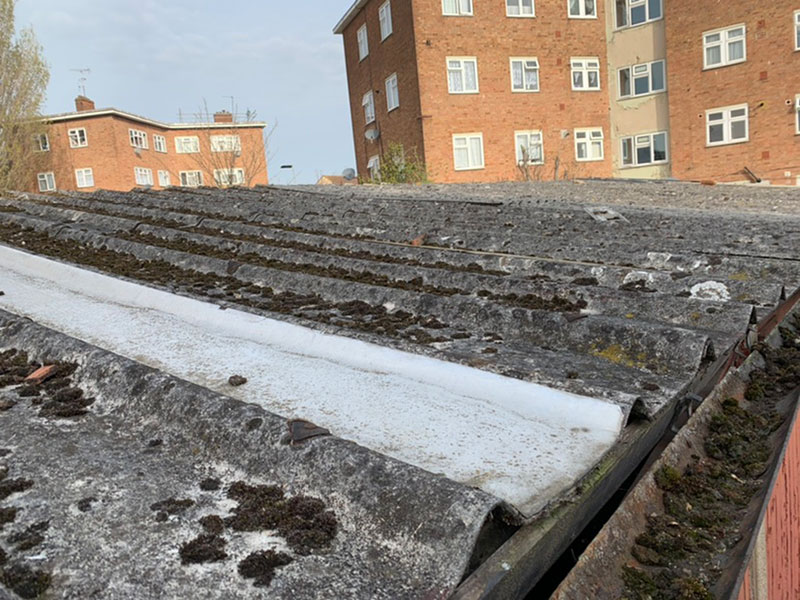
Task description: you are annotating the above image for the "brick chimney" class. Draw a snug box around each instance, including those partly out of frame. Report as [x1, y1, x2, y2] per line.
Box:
[213, 110, 233, 123]
[75, 96, 95, 112]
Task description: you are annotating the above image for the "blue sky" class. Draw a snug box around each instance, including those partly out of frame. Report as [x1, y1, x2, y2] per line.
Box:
[15, 0, 356, 184]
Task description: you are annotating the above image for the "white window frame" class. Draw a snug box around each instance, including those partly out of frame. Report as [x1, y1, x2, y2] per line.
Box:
[214, 168, 245, 186]
[447, 57, 479, 94]
[357, 24, 369, 60]
[367, 155, 380, 180]
[620, 132, 669, 167]
[568, 0, 597, 19]
[442, 0, 473, 16]
[618, 59, 666, 99]
[705, 104, 749, 147]
[134, 167, 154, 186]
[75, 168, 94, 188]
[506, 0, 535, 17]
[129, 129, 148, 150]
[510, 57, 540, 92]
[157, 170, 171, 187]
[362, 91, 376, 124]
[514, 130, 544, 165]
[615, 0, 662, 29]
[153, 134, 167, 153]
[210, 135, 242, 153]
[68, 128, 88, 148]
[175, 136, 200, 154]
[37, 172, 55, 192]
[179, 170, 204, 187]
[703, 25, 746, 70]
[574, 128, 604, 161]
[379, 1, 393, 40]
[385, 73, 400, 112]
[571, 57, 601, 91]
[795, 11, 800, 51]
[34, 133, 49, 152]
[452, 133, 485, 171]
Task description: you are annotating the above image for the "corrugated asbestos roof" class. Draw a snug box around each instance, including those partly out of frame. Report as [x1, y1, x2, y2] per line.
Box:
[0, 181, 798, 598]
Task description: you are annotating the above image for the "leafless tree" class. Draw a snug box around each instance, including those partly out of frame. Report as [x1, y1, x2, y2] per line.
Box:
[0, 0, 50, 191]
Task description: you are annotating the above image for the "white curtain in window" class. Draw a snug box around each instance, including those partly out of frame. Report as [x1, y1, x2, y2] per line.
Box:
[464, 61, 477, 90]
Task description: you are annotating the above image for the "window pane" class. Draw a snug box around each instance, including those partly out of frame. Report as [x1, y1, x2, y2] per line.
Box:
[506, 0, 519, 15]
[569, 0, 580, 15]
[651, 61, 665, 91]
[631, 4, 646, 24]
[728, 40, 744, 61]
[573, 71, 583, 88]
[522, 0, 533, 14]
[530, 141, 542, 161]
[459, 0, 472, 13]
[731, 120, 747, 140]
[591, 140, 603, 157]
[709, 123, 724, 143]
[464, 61, 477, 90]
[469, 137, 483, 165]
[577, 142, 587, 159]
[588, 71, 599, 88]
[637, 144, 652, 165]
[634, 75, 649, 95]
[619, 68, 631, 96]
[647, 0, 661, 20]
[454, 147, 469, 169]
[621, 139, 633, 165]
[585, 0, 595, 15]
[730, 108, 746, 118]
[616, 0, 627, 26]
[443, 0, 457, 13]
[706, 46, 721, 65]
[511, 62, 523, 89]
[516, 134, 527, 162]
[525, 67, 538, 90]
[448, 68, 462, 92]
[708, 112, 724, 122]
[653, 133, 667, 161]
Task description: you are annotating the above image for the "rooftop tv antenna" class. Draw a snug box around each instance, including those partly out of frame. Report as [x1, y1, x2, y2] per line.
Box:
[70, 68, 91, 96]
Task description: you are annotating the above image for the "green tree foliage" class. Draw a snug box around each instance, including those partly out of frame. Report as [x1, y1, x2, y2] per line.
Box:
[0, 0, 49, 191]
[372, 143, 428, 184]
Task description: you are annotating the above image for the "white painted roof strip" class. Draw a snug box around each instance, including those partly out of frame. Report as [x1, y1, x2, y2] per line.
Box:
[0, 245, 623, 517]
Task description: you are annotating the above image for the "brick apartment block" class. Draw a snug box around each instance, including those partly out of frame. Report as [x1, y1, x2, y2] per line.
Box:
[29, 96, 269, 194]
[335, 0, 800, 185]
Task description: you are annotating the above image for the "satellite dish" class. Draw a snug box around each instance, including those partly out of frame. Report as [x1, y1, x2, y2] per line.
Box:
[365, 128, 380, 141]
[342, 168, 356, 181]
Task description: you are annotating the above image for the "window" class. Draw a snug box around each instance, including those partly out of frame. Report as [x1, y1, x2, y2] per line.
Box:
[506, 0, 535, 17]
[618, 60, 666, 98]
[68, 128, 88, 148]
[442, 0, 472, 15]
[37, 172, 55, 192]
[447, 57, 479, 93]
[615, 0, 661, 28]
[515, 131, 544, 165]
[620, 132, 668, 167]
[357, 24, 369, 60]
[34, 133, 49, 152]
[575, 128, 604, 161]
[571, 58, 600, 90]
[214, 168, 245, 186]
[175, 136, 200, 153]
[706, 104, 749, 146]
[158, 170, 171, 187]
[795, 11, 800, 51]
[367, 155, 380, 179]
[703, 25, 746, 69]
[363, 91, 376, 124]
[510, 58, 540, 92]
[385, 73, 400, 111]
[75, 168, 94, 188]
[154, 135, 167, 153]
[210, 135, 241, 153]
[568, 0, 596, 18]
[379, 1, 392, 40]
[795, 95, 800, 134]
[179, 171, 203, 187]
[453, 133, 484, 170]
[134, 167, 154, 186]
[129, 129, 148, 149]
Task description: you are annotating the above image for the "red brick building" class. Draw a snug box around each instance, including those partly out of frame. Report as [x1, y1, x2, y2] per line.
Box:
[335, 0, 800, 185]
[30, 97, 269, 194]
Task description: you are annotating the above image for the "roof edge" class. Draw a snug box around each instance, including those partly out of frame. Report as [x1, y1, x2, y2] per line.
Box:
[43, 108, 267, 130]
[333, 0, 369, 34]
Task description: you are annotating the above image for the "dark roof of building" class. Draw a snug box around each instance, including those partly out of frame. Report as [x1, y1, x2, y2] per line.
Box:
[0, 180, 798, 598]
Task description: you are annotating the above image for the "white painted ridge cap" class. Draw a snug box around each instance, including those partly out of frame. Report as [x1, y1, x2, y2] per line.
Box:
[0, 244, 624, 435]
